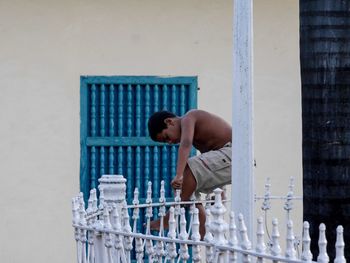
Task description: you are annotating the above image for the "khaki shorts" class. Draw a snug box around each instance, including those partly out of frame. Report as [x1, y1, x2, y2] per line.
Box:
[187, 143, 232, 196]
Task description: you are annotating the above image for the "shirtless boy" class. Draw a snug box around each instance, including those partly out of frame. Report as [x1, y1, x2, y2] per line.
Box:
[147, 109, 232, 237]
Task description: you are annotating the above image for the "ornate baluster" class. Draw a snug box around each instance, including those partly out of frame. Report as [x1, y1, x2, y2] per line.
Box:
[135, 147, 141, 190]
[179, 208, 190, 262]
[132, 188, 140, 232]
[270, 218, 282, 263]
[85, 194, 97, 263]
[112, 205, 127, 263]
[78, 192, 84, 209]
[90, 84, 97, 189]
[205, 193, 211, 211]
[191, 208, 202, 263]
[144, 147, 150, 195]
[227, 212, 238, 262]
[72, 198, 81, 263]
[210, 188, 228, 263]
[162, 84, 168, 110]
[204, 208, 214, 263]
[210, 188, 228, 245]
[153, 146, 160, 223]
[270, 218, 281, 258]
[99, 86, 106, 179]
[133, 189, 144, 263]
[87, 217, 95, 263]
[180, 84, 186, 115]
[145, 182, 155, 262]
[335, 225, 346, 263]
[109, 84, 115, 136]
[188, 193, 196, 235]
[284, 177, 295, 221]
[153, 146, 159, 198]
[174, 189, 181, 235]
[117, 84, 123, 137]
[91, 84, 97, 137]
[285, 220, 297, 259]
[118, 146, 123, 175]
[79, 199, 87, 263]
[171, 84, 177, 114]
[135, 84, 141, 136]
[159, 181, 166, 236]
[127, 84, 133, 137]
[98, 187, 105, 210]
[154, 84, 159, 113]
[256, 216, 266, 263]
[100, 147, 105, 176]
[156, 181, 166, 262]
[238, 214, 252, 263]
[100, 84, 106, 137]
[145, 84, 151, 136]
[90, 147, 97, 189]
[166, 207, 177, 263]
[109, 92, 116, 181]
[261, 177, 271, 212]
[86, 189, 95, 214]
[122, 205, 133, 263]
[127, 146, 133, 198]
[91, 189, 98, 212]
[301, 221, 313, 262]
[103, 207, 113, 263]
[135, 236, 144, 263]
[317, 223, 329, 263]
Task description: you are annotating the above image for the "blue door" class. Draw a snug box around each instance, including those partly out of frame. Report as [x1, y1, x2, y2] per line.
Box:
[80, 76, 198, 210]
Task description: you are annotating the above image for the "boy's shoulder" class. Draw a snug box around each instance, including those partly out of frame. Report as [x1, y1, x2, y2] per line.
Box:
[184, 109, 215, 120]
[184, 109, 207, 117]
[182, 109, 204, 122]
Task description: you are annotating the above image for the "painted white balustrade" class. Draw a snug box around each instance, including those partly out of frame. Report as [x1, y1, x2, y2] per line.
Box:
[72, 174, 347, 263]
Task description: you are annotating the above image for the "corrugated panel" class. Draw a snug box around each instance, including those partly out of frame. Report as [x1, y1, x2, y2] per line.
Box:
[301, 2, 350, 260]
[80, 76, 198, 210]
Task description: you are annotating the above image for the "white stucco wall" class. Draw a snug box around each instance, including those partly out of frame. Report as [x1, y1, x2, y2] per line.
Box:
[254, 0, 302, 238]
[0, 0, 300, 262]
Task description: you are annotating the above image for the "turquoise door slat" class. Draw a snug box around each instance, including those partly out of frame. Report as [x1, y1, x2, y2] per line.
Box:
[80, 76, 198, 206]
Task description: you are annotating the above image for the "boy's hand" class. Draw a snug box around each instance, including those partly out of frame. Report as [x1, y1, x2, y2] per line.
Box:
[171, 174, 183, 189]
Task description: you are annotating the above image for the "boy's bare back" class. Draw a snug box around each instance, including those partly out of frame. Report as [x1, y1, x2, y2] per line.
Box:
[181, 110, 232, 153]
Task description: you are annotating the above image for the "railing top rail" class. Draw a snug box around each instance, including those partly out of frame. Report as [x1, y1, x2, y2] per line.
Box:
[73, 224, 317, 263]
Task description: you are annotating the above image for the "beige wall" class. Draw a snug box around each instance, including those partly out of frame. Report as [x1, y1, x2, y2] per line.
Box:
[254, 0, 302, 238]
[0, 0, 300, 262]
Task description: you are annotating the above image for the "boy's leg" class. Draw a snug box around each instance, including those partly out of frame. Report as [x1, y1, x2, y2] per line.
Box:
[196, 203, 206, 239]
[150, 165, 205, 235]
[180, 165, 206, 238]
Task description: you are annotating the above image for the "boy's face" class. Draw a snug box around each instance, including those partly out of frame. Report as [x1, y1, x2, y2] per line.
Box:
[155, 118, 181, 144]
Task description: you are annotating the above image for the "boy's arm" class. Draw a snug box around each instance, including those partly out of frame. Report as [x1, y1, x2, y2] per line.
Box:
[171, 116, 195, 189]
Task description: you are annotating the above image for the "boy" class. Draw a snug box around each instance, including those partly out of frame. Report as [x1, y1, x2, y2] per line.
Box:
[148, 109, 232, 237]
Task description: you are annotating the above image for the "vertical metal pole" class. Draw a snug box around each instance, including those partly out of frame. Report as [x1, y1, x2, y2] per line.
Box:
[232, 0, 254, 240]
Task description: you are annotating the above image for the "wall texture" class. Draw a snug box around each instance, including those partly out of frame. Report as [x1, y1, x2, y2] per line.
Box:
[254, 0, 302, 236]
[0, 0, 299, 262]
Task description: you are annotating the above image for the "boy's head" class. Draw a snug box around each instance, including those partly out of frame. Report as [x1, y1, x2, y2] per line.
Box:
[148, 111, 181, 144]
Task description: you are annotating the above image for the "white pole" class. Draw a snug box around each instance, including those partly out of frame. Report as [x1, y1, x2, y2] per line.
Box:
[232, 0, 254, 240]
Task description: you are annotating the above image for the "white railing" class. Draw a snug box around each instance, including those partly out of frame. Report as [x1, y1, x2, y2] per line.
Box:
[254, 177, 303, 253]
[72, 175, 346, 263]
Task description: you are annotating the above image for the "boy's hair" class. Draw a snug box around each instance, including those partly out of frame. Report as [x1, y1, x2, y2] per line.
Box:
[148, 111, 176, 141]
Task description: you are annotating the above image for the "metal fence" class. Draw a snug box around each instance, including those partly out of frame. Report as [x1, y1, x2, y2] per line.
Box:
[72, 175, 346, 263]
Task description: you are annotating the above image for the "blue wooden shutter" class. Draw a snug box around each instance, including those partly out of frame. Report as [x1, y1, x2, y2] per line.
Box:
[80, 76, 198, 208]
